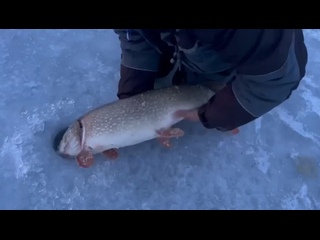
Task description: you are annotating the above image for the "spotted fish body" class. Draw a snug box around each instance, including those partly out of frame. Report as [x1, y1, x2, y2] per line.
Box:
[57, 84, 215, 165]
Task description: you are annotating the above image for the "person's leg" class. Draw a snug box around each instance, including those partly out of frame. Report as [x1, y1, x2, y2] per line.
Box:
[154, 60, 180, 89]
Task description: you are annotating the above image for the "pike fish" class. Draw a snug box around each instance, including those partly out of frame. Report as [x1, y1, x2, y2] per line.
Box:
[55, 84, 215, 168]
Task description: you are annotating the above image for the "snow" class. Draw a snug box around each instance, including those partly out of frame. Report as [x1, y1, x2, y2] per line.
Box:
[0, 29, 319, 210]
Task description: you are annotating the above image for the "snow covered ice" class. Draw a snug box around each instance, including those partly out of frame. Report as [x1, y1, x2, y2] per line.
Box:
[0, 29, 319, 210]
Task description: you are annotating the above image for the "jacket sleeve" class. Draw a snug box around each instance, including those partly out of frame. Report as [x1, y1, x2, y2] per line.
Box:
[113, 29, 162, 99]
[197, 30, 308, 131]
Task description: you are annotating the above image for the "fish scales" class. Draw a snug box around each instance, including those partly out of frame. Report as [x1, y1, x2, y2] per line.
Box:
[83, 85, 213, 144]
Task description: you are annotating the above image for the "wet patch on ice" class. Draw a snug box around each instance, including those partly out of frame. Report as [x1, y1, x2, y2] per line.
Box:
[291, 153, 319, 179]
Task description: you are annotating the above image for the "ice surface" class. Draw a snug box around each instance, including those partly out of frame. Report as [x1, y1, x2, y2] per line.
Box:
[0, 29, 319, 210]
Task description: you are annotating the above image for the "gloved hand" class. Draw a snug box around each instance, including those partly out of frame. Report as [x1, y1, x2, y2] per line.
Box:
[174, 108, 240, 135]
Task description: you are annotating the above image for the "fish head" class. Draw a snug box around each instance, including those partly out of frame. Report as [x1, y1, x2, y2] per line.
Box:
[55, 120, 83, 158]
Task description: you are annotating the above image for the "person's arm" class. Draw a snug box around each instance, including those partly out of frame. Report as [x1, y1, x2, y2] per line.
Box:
[197, 29, 308, 131]
[113, 29, 161, 99]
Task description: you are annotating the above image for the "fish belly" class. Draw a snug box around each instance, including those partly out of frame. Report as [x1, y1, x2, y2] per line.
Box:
[85, 113, 179, 153]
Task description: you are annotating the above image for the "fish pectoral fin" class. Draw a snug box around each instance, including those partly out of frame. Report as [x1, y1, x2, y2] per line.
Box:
[102, 149, 119, 160]
[231, 128, 240, 135]
[156, 128, 185, 148]
[157, 138, 172, 148]
[156, 128, 185, 138]
[76, 150, 94, 168]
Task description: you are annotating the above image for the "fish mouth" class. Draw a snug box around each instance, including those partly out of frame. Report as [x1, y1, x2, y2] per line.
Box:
[53, 126, 74, 159]
[57, 152, 75, 160]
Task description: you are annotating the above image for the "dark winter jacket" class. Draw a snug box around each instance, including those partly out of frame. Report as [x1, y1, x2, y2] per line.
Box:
[113, 29, 308, 131]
